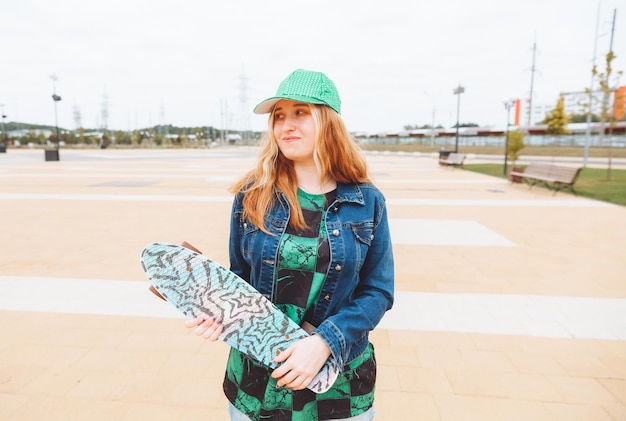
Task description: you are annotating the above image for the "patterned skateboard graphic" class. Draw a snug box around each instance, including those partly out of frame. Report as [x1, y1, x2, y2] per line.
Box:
[140, 242, 339, 393]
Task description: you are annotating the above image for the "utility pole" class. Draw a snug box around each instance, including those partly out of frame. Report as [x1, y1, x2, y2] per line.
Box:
[603, 8, 617, 180]
[503, 100, 516, 176]
[73, 105, 82, 130]
[430, 105, 436, 147]
[527, 39, 537, 126]
[238, 65, 251, 141]
[101, 90, 110, 133]
[221, 97, 229, 145]
[583, 0, 602, 167]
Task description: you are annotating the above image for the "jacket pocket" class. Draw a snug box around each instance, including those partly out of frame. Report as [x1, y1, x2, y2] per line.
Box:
[350, 221, 373, 269]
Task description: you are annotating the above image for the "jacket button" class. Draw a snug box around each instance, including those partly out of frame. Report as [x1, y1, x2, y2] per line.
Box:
[370, 234, 374, 240]
[333, 207, 339, 212]
[335, 264, 342, 271]
[324, 294, 331, 301]
[243, 222, 248, 229]
[332, 229, 340, 236]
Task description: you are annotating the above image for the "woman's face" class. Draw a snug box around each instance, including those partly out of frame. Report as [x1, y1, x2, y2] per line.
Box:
[272, 100, 317, 165]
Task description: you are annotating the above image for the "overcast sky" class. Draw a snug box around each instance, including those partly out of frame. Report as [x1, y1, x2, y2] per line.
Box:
[1, 0, 624, 134]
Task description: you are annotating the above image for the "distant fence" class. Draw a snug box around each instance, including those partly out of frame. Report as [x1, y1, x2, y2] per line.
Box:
[359, 134, 626, 148]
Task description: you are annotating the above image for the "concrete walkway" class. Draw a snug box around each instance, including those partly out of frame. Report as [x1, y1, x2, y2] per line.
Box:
[1, 148, 625, 420]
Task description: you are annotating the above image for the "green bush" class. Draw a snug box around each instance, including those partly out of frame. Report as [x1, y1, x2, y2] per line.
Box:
[506, 131, 525, 164]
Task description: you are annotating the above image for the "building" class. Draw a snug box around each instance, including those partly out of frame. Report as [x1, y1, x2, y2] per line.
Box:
[521, 86, 625, 125]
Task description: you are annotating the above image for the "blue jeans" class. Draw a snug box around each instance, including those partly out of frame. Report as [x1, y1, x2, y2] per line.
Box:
[228, 403, 375, 420]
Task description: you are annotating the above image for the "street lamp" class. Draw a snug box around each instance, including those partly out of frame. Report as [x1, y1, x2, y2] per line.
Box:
[50, 74, 62, 145]
[0, 104, 7, 153]
[46, 74, 62, 161]
[503, 99, 516, 176]
[1, 105, 6, 138]
[453, 84, 465, 152]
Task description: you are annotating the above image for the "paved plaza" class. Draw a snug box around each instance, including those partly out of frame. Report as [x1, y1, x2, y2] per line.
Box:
[1, 148, 625, 420]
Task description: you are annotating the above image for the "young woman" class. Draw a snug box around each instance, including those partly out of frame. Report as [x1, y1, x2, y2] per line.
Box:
[187, 69, 394, 421]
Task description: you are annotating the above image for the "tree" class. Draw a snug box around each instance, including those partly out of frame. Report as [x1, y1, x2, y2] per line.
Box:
[452, 122, 479, 128]
[115, 130, 132, 145]
[506, 131, 525, 164]
[403, 124, 444, 130]
[593, 50, 623, 180]
[542, 96, 570, 135]
[570, 113, 600, 123]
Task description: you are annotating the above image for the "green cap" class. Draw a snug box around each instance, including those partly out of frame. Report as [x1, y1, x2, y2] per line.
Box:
[253, 69, 341, 115]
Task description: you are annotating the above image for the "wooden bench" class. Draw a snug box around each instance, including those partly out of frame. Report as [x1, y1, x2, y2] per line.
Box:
[439, 153, 466, 167]
[510, 163, 582, 195]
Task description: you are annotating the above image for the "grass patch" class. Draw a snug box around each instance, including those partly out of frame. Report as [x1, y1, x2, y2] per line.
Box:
[463, 164, 626, 206]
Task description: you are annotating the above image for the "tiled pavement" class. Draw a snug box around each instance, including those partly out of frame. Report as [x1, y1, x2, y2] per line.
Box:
[0, 148, 625, 420]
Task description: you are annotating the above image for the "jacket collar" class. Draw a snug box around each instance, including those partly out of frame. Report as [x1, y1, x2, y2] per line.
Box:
[336, 183, 365, 205]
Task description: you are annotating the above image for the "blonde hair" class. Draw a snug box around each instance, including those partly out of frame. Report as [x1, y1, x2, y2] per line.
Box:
[231, 104, 371, 232]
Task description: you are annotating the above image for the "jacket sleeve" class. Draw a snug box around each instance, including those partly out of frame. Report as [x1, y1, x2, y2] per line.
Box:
[314, 194, 394, 367]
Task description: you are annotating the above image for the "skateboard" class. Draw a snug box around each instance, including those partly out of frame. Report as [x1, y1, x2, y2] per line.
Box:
[140, 241, 339, 393]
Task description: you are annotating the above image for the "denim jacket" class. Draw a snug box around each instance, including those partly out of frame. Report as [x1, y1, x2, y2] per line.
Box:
[228, 182, 394, 369]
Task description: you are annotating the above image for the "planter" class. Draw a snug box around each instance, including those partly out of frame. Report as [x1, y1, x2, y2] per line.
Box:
[509, 166, 524, 183]
[0, 144, 6, 153]
[438, 150, 452, 166]
[439, 150, 453, 160]
[45, 149, 60, 161]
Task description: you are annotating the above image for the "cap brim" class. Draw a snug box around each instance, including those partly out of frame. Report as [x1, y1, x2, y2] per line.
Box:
[253, 98, 281, 114]
[253, 95, 329, 115]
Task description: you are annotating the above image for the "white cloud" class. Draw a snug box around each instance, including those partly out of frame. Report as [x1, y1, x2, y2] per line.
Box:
[1, 0, 623, 133]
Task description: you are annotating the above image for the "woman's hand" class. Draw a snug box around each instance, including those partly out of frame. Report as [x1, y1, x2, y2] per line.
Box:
[185, 317, 223, 341]
[271, 335, 331, 390]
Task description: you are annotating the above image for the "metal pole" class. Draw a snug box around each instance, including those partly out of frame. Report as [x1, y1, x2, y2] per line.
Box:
[598, 9, 617, 149]
[430, 105, 436, 147]
[0, 104, 7, 152]
[50, 74, 62, 148]
[503, 100, 515, 176]
[453, 84, 464, 153]
[527, 40, 537, 126]
[54, 100, 59, 142]
[584, 0, 602, 167]
[606, 8, 617, 181]
[1, 104, 6, 142]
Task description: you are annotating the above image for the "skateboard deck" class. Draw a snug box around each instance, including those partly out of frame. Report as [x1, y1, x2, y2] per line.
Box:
[140, 242, 339, 393]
